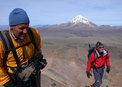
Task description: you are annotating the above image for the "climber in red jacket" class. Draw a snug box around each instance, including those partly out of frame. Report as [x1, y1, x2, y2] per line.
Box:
[86, 41, 110, 87]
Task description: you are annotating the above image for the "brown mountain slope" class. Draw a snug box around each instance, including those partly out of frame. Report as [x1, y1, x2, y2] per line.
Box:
[41, 36, 122, 87]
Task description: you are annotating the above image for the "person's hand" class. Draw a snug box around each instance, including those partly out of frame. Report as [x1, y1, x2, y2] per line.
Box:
[40, 59, 47, 69]
[86, 71, 92, 78]
[106, 66, 110, 73]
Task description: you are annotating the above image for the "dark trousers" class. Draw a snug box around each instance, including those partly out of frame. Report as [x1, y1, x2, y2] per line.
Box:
[4, 72, 41, 87]
[93, 66, 105, 87]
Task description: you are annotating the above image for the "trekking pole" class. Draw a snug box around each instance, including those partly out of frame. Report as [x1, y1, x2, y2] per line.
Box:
[88, 42, 91, 48]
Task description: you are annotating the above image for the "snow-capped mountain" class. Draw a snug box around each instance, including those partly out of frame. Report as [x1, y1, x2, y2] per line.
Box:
[69, 15, 96, 27]
[40, 15, 98, 30]
[70, 15, 90, 24]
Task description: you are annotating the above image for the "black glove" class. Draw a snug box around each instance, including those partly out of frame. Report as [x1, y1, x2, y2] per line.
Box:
[86, 71, 92, 78]
[33, 53, 47, 69]
[40, 59, 47, 69]
[106, 66, 110, 73]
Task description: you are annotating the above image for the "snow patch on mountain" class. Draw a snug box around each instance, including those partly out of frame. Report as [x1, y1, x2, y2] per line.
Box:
[70, 15, 90, 24]
[69, 15, 97, 27]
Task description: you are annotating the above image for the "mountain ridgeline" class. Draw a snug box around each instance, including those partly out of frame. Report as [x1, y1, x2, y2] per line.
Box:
[37, 15, 122, 39]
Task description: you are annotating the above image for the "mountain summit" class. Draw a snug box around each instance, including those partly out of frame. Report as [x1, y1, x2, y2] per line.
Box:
[70, 15, 90, 24]
[69, 15, 96, 27]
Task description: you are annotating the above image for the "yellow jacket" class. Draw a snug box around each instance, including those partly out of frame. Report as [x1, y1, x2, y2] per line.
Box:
[0, 28, 42, 85]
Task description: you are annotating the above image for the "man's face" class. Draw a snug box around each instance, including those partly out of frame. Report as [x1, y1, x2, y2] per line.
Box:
[10, 23, 29, 40]
[98, 46, 104, 53]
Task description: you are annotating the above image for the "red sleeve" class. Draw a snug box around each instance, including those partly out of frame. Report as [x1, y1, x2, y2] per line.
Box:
[106, 52, 110, 67]
[86, 53, 95, 72]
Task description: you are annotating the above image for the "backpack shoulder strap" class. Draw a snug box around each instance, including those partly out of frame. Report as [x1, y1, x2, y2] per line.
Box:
[0, 31, 19, 83]
[94, 51, 97, 60]
[28, 28, 39, 51]
[105, 50, 108, 59]
[105, 55, 107, 59]
[5, 31, 22, 71]
[0, 31, 10, 67]
[0, 31, 10, 52]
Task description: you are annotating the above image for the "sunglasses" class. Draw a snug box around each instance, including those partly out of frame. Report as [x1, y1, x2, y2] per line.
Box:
[99, 46, 104, 48]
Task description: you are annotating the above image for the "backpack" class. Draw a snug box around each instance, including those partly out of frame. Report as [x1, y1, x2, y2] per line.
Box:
[88, 43, 97, 61]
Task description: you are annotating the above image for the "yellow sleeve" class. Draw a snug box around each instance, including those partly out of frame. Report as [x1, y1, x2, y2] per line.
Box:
[0, 41, 4, 67]
[0, 41, 10, 85]
[30, 28, 42, 55]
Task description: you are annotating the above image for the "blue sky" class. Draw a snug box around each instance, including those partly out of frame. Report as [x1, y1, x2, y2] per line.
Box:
[0, 0, 122, 26]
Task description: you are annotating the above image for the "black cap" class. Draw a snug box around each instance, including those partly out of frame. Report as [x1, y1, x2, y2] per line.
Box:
[96, 41, 104, 49]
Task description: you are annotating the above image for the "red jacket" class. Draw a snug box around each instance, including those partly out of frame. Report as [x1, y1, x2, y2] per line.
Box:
[87, 47, 110, 72]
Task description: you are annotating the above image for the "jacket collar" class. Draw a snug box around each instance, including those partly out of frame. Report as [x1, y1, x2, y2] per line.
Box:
[95, 47, 107, 57]
[10, 29, 21, 42]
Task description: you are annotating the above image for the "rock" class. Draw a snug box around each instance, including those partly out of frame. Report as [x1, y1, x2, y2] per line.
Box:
[101, 79, 109, 87]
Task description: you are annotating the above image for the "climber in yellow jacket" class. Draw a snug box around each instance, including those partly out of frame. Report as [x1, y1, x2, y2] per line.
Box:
[0, 8, 47, 87]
